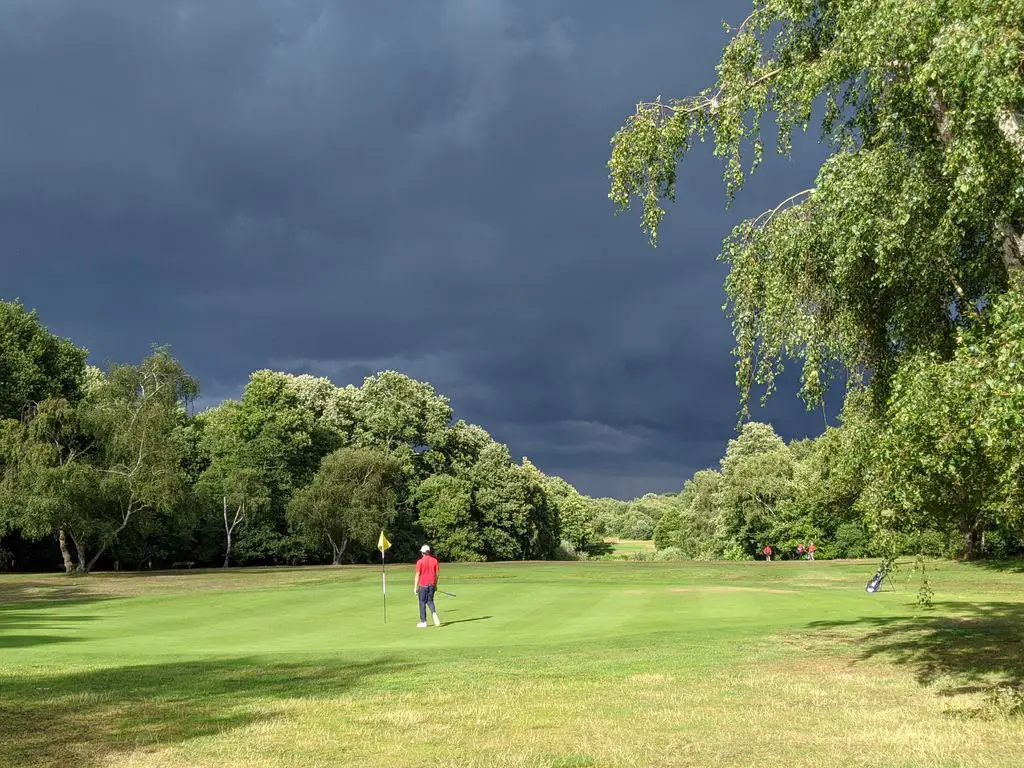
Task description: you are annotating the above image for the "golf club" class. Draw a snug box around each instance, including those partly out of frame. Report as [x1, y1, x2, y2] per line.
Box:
[437, 590, 456, 597]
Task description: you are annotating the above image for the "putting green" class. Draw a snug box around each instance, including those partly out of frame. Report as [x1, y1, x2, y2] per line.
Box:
[1, 560, 1022, 767]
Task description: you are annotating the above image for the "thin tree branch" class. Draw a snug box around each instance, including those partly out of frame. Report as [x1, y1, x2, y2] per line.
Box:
[750, 189, 814, 229]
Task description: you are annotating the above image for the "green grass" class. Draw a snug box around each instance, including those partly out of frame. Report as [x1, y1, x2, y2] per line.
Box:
[1, 559, 1023, 767]
[604, 539, 656, 556]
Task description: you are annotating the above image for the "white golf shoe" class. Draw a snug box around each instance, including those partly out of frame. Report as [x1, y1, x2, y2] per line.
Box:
[432, 612, 441, 627]
[416, 621, 427, 628]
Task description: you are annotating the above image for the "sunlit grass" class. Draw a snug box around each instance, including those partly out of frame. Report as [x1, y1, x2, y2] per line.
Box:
[1, 559, 1022, 767]
[604, 539, 656, 556]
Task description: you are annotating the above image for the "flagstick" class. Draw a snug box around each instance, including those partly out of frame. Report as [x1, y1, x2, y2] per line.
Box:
[381, 546, 387, 624]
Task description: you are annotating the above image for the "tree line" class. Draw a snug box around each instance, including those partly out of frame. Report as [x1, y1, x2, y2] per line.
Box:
[2, 297, 1018, 573]
[652, 416, 1024, 562]
[0, 300, 666, 573]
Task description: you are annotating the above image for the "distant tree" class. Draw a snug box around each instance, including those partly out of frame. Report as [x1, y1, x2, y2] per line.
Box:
[463, 443, 558, 561]
[287, 448, 403, 564]
[354, 371, 453, 483]
[439, 420, 497, 477]
[675, 470, 728, 559]
[0, 398, 97, 572]
[197, 391, 311, 568]
[71, 349, 198, 572]
[282, 373, 353, 474]
[201, 371, 315, 566]
[717, 423, 800, 557]
[415, 474, 483, 561]
[0, 300, 88, 420]
[4, 350, 197, 573]
[589, 497, 631, 539]
[653, 496, 683, 551]
[523, 462, 597, 553]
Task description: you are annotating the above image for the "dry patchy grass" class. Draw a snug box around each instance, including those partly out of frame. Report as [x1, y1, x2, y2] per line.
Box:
[2, 560, 1023, 767]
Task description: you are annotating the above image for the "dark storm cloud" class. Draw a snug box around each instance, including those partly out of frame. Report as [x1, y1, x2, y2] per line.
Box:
[0, 0, 832, 498]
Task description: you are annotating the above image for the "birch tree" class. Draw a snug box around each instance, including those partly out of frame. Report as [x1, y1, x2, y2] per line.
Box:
[609, 0, 1024, 547]
[286, 447, 403, 564]
[609, 0, 1024, 413]
[69, 349, 198, 572]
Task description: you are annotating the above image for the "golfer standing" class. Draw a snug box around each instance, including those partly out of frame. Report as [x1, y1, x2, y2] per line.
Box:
[414, 544, 441, 628]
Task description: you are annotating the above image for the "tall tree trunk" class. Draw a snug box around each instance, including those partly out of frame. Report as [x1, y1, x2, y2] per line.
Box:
[80, 504, 136, 574]
[997, 110, 1024, 281]
[86, 546, 106, 573]
[58, 527, 74, 574]
[69, 531, 87, 573]
[223, 496, 232, 568]
[998, 222, 1024, 282]
[223, 497, 245, 568]
[961, 518, 984, 561]
[326, 533, 348, 565]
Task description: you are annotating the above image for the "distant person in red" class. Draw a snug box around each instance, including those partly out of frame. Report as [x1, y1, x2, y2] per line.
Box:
[414, 544, 441, 628]
[762, 545, 772, 562]
[808, 542, 816, 561]
[797, 544, 805, 558]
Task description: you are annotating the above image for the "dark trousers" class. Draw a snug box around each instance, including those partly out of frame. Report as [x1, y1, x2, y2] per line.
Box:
[417, 585, 437, 622]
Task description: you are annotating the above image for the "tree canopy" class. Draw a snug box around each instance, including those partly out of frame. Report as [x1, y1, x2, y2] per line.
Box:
[610, 0, 1023, 406]
[0, 300, 87, 420]
[0, 300, 620, 572]
[608, 0, 1024, 552]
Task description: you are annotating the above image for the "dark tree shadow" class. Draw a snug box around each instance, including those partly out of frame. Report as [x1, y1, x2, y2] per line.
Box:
[0, 584, 115, 649]
[0, 634, 81, 649]
[0, 655, 416, 768]
[965, 558, 1024, 574]
[0, 580, 100, 603]
[442, 616, 493, 627]
[809, 601, 1024, 694]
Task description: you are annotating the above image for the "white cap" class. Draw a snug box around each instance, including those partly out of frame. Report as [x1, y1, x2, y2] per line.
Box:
[420, 544, 431, 553]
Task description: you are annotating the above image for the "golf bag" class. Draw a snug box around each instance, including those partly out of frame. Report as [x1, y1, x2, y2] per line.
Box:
[865, 560, 893, 593]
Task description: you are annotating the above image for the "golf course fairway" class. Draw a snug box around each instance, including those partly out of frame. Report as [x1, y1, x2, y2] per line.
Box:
[1, 559, 1022, 767]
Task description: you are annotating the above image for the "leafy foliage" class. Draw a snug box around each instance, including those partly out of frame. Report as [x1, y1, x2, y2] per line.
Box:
[609, 0, 1024, 410]
[415, 474, 482, 561]
[0, 301, 607, 571]
[609, 0, 1024, 553]
[0, 300, 87, 420]
[287, 448, 404, 564]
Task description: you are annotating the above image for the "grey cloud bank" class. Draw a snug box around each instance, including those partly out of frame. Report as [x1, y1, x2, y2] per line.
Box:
[1, 0, 832, 498]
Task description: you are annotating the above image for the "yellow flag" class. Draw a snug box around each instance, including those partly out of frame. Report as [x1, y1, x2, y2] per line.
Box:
[378, 530, 391, 552]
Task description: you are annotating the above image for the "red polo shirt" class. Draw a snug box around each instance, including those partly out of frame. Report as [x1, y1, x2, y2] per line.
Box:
[416, 554, 439, 587]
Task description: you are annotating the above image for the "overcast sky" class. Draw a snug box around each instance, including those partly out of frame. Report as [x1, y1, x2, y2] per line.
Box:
[0, 0, 836, 499]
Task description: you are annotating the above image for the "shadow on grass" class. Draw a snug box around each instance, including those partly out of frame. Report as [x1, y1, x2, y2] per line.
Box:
[442, 616, 493, 627]
[810, 601, 1024, 693]
[0, 588, 112, 649]
[0, 655, 415, 768]
[0, 634, 81, 649]
[0, 579, 101, 604]
[964, 558, 1024, 574]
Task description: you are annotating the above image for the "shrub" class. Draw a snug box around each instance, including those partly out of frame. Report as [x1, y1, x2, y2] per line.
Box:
[832, 522, 871, 559]
[985, 685, 1024, 718]
[553, 540, 583, 561]
[653, 546, 684, 561]
[916, 529, 956, 558]
[984, 527, 1024, 559]
[621, 514, 655, 541]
